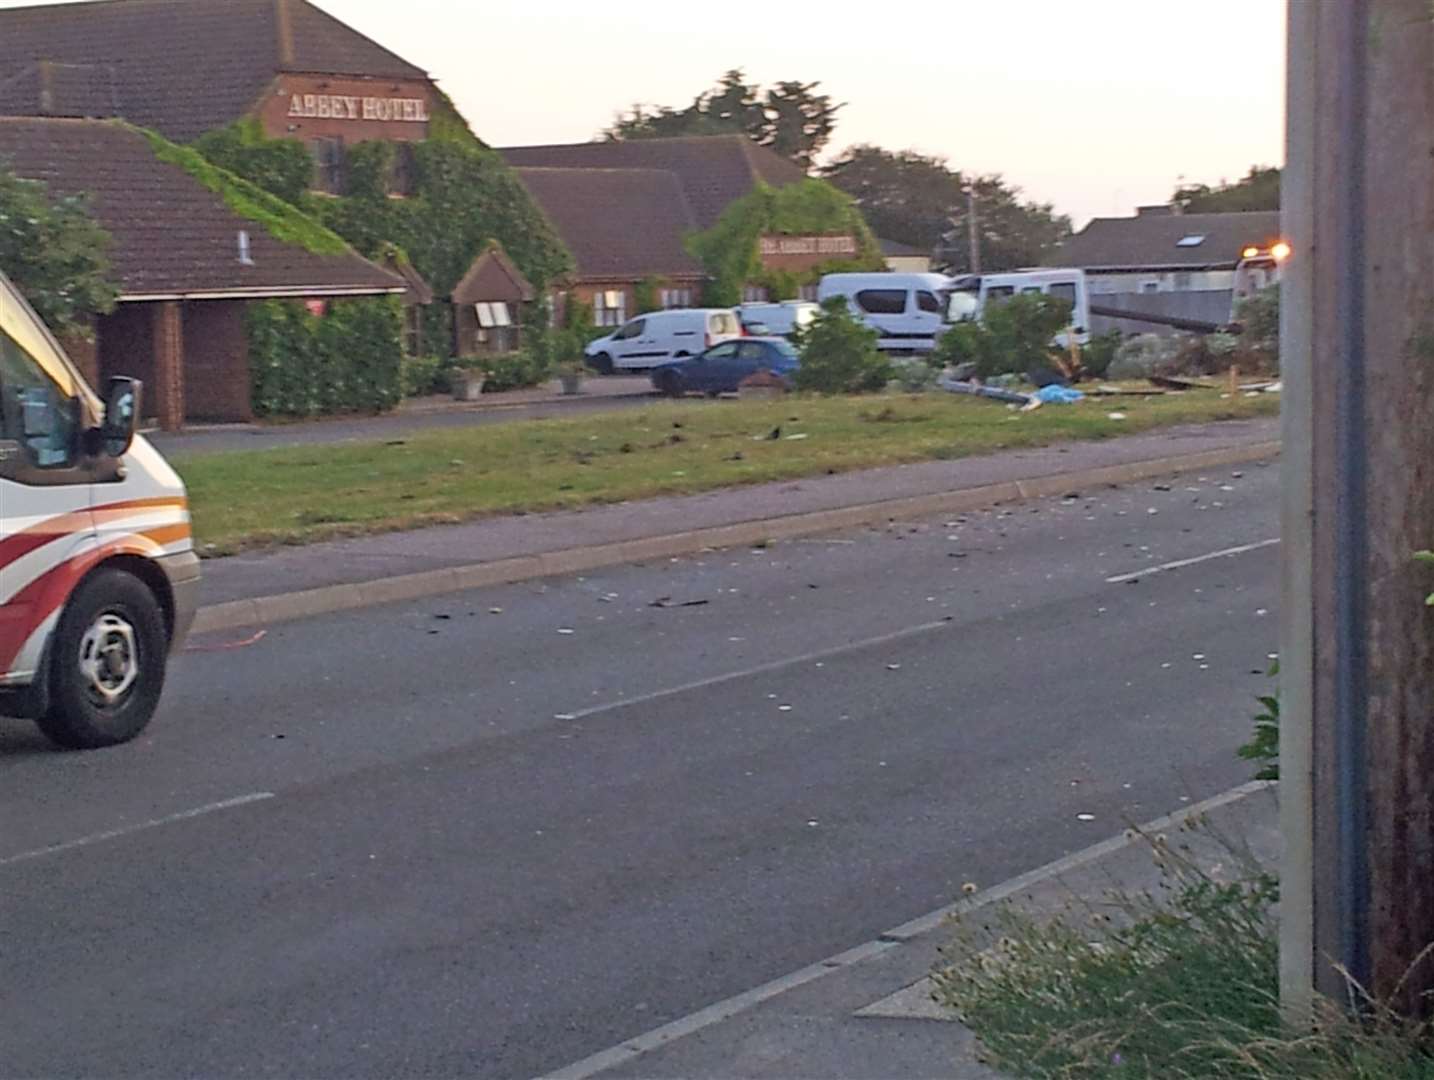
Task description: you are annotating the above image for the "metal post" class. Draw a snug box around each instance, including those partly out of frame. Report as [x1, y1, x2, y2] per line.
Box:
[966, 189, 981, 275]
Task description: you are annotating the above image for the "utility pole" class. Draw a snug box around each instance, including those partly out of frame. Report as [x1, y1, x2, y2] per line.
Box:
[966, 188, 981, 274]
[1282, 0, 1434, 1016]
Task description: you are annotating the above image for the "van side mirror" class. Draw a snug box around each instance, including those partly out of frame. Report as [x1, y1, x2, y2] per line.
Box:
[100, 377, 142, 458]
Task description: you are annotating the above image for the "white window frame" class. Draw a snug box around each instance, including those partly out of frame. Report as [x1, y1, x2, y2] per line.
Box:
[594, 290, 626, 327]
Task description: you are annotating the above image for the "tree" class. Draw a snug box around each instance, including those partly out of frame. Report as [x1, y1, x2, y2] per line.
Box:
[604, 70, 842, 169]
[1172, 165, 1281, 213]
[0, 165, 117, 336]
[793, 296, 890, 393]
[820, 145, 1072, 273]
[931, 293, 1073, 379]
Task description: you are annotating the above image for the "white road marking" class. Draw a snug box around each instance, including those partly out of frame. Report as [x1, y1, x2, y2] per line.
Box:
[1105, 538, 1280, 584]
[555, 619, 955, 723]
[537, 780, 1273, 1080]
[0, 792, 276, 870]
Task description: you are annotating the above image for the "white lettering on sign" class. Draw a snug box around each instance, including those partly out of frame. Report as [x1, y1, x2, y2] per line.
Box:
[288, 94, 430, 123]
[759, 235, 859, 258]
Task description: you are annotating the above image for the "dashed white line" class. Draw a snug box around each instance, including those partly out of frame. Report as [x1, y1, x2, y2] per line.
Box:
[0, 792, 276, 869]
[1105, 537, 1280, 584]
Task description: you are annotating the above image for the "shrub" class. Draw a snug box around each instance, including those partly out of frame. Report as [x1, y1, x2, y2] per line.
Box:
[887, 356, 939, 392]
[1080, 330, 1123, 379]
[248, 297, 404, 417]
[794, 297, 890, 394]
[932, 293, 1072, 379]
[400, 353, 445, 398]
[481, 349, 549, 393]
[1108, 333, 1178, 381]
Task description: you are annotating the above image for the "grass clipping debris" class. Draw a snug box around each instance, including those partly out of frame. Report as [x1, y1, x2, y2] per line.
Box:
[932, 819, 1434, 1079]
[174, 391, 1277, 556]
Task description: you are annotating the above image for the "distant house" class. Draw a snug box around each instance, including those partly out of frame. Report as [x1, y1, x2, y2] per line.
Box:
[503, 135, 869, 317]
[879, 238, 933, 274]
[1052, 206, 1283, 296]
[0, 117, 405, 427]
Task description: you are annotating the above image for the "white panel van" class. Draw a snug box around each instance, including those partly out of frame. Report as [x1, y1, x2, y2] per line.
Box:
[816, 273, 955, 353]
[0, 270, 198, 749]
[584, 309, 743, 373]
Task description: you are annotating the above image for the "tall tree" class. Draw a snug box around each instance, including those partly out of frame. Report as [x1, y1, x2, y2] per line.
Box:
[604, 71, 842, 169]
[0, 166, 116, 335]
[820, 145, 1071, 273]
[1173, 165, 1281, 213]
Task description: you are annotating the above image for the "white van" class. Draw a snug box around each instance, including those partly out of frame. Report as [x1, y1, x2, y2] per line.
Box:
[585, 309, 743, 373]
[816, 273, 955, 353]
[738, 301, 819, 338]
[951, 269, 1091, 344]
[0, 269, 198, 749]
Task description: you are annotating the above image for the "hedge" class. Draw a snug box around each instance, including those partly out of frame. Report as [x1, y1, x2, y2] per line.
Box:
[248, 297, 404, 417]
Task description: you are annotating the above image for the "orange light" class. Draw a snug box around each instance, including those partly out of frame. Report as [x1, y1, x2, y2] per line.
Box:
[1241, 245, 1261, 260]
[1271, 241, 1292, 262]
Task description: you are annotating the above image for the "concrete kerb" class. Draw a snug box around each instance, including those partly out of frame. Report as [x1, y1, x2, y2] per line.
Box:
[188, 440, 1281, 637]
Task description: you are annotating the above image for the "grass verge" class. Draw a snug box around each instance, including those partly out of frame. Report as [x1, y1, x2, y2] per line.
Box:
[933, 820, 1434, 1079]
[173, 391, 1278, 555]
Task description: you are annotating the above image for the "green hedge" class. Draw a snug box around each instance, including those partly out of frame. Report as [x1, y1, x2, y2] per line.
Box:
[248, 297, 404, 417]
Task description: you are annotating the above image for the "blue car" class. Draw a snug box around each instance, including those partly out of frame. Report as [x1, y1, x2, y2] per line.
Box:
[650, 337, 800, 398]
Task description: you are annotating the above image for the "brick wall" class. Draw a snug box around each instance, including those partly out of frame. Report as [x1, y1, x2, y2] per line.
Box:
[182, 301, 251, 423]
[97, 305, 156, 415]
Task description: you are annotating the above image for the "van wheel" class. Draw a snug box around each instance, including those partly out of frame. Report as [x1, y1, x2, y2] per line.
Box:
[35, 569, 168, 750]
[590, 353, 614, 376]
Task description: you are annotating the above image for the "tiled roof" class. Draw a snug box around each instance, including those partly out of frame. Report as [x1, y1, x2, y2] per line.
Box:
[501, 135, 806, 230]
[0, 117, 405, 298]
[1053, 210, 1284, 271]
[514, 167, 704, 282]
[452, 242, 536, 305]
[0, 0, 427, 142]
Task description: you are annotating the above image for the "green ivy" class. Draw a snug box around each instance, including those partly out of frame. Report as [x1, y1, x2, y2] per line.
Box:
[634, 275, 664, 315]
[248, 297, 404, 417]
[191, 118, 313, 206]
[687, 179, 883, 306]
[135, 124, 350, 256]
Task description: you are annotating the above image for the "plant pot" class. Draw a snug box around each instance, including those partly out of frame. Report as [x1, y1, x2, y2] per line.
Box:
[451, 370, 486, 401]
[559, 373, 583, 396]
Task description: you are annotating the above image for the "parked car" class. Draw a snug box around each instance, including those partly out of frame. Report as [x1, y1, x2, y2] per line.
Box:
[0, 269, 198, 749]
[738, 301, 819, 339]
[650, 337, 799, 397]
[585, 309, 742, 374]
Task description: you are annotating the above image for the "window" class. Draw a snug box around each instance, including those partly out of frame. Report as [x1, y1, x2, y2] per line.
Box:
[311, 137, 346, 195]
[1176, 234, 1207, 248]
[1048, 282, 1077, 306]
[703, 342, 739, 360]
[743, 285, 770, 303]
[594, 290, 626, 327]
[709, 311, 740, 336]
[737, 342, 767, 361]
[389, 142, 417, 197]
[855, 289, 908, 315]
[769, 340, 799, 360]
[474, 302, 515, 351]
[798, 284, 819, 301]
[916, 290, 943, 314]
[614, 319, 645, 341]
[1021, 286, 1043, 296]
[661, 288, 693, 309]
[984, 285, 1015, 306]
[0, 327, 78, 469]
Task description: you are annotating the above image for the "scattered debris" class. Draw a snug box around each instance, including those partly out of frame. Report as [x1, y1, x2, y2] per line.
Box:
[785, 433, 810, 441]
[182, 629, 268, 654]
[648, 597, 711, 609]
[938, 376, 1032, 406]
[1149, 375, 1216, 391]
[1077, 813, 1096, 822]
[489, 607, 504, 615]
[1032, 384, 1085, 405]
[1107, 412, 1128, 421]
[557, 627, 576, 635]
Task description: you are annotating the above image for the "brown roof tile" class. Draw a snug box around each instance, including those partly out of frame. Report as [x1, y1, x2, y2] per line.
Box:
[0, 0, 427, 142]
[501, 135, 806, 230]
[1053, 210, 1284, 271]
[0, 117, 405, 298]
[514, 167, 703, 282]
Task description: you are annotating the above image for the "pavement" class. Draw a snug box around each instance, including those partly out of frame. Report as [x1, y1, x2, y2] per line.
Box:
[0, 448, 1284, 1079]
[149, 375, 658, 457]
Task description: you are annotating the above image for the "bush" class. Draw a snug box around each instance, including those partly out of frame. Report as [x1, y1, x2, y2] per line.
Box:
[401, 354, 445, 398]
[794, 297, 891, 394]
[887, 356, 939, 392]
[248, 297, 404, 417]
[480, 349, 549, 393]
[932, 293, 1072, 379]
[1107, 333, 1178, 381]
[1080, 330, 1123, 379]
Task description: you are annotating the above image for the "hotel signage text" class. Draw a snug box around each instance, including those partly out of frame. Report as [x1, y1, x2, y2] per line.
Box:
[759, 235, 858, 257]
[288, 94, 430, 123]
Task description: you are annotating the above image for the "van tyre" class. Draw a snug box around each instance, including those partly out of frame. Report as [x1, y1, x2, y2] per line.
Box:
[36, 569, 168, 750]
[590, 352, 614, 376]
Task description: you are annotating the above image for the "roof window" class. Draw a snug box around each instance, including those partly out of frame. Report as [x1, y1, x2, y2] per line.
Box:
[1176, 234, 1207, 248]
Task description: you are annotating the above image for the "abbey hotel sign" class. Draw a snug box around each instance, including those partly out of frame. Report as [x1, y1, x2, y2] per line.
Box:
[288, 93, 430, 123]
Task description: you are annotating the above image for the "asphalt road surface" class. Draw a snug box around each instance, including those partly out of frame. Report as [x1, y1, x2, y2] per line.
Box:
[0, 462, 1280, 1079]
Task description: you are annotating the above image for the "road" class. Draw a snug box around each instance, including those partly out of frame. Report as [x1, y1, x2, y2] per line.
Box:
[0, 462, 1279, 1079]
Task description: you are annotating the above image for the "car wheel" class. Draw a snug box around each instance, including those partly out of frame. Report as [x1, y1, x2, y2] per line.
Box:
[705, 390, 722, 399]
[590, 352, 614, 376]
[35, 568, 169, 750]
[656, 370, 684, 398]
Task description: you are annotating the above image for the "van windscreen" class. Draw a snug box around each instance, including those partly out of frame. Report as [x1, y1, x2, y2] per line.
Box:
[710, 312, 740, 335]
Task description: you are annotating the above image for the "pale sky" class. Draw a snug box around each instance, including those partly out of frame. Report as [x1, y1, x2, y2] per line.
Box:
[2, 0, 1288, 226]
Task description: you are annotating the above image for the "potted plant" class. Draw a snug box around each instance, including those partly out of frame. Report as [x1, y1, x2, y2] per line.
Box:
[552, 328, 585, 395]
[450, 365, 488, 402]
[556, 359, 584, 396]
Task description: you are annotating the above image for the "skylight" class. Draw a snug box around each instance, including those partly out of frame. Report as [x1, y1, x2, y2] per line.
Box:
[1176, 234, 1208, 248]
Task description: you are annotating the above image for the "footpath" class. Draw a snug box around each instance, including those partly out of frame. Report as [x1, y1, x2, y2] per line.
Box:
[192, 415, 1280, 634]
[538, 782, 1279, 1080]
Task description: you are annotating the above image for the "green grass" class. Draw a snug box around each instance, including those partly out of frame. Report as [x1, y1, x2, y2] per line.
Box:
[933, 823, 1434, 1079]
[173, 391, 1278, 555]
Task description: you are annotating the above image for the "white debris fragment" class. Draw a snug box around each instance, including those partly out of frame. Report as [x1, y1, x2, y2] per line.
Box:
[1077, 813, 1096, 822]
[557, 628, 576, 635]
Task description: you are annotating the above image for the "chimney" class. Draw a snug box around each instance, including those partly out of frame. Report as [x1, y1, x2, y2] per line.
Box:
[1136, 204, 1181, 218]
[274, 0, 295, 68]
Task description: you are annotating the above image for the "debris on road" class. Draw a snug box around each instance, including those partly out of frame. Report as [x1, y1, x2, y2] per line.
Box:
[648, 597, 711, 609]
[939, 377, 1032, 406]
[1108, 412, 1128, 421]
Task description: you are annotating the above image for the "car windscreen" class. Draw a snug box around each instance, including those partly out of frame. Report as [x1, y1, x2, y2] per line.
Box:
[710, 312, 741, 335]
[769, 340, 799, 360]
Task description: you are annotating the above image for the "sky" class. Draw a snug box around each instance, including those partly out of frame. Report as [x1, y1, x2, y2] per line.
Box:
[0, 0, 1288, 227]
